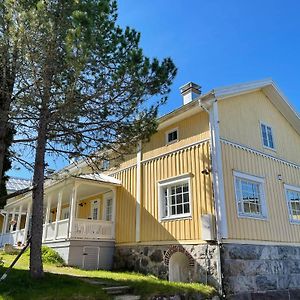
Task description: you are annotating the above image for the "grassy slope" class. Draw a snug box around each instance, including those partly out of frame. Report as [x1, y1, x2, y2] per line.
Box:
[0, 252, 215, 300]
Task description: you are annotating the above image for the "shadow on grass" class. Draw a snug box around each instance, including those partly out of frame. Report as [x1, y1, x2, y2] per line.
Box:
[0, 267, 109, 300]
[0, 266, 215, 300]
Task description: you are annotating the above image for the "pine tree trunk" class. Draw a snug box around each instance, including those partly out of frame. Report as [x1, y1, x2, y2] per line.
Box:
[29, 108, 48, 279]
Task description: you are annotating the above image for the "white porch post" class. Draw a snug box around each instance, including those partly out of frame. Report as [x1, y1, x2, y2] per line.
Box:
[43, 196, 52, 242]
[10, 208, 16, 232]
[15, 204, 23, 242]
[111, 187, 117, 239]
[54, 192, 63, 240]
[68, 182, 78, 239]
[23, 202, 31, 244]
[2, 211, 9, 234]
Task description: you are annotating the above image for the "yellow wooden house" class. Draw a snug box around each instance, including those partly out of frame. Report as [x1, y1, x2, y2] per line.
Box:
[1, 79, 300, 297]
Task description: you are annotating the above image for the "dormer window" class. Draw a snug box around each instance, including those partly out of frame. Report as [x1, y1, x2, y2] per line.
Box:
[166, 128, 179, 144]
[260, 123, 275, 150]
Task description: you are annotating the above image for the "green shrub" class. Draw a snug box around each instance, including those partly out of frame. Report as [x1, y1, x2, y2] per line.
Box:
[41, 246, 64, 266]
[25, 246, 64, 266]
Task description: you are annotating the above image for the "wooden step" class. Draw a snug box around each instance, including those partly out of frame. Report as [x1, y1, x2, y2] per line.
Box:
[114, 295, 141, 300]
[103, 286, 131, 295]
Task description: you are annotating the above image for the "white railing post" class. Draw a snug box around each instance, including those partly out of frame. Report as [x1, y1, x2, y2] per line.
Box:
[68, 182, 78, 239]
[43, 196, 52, 241]
[10, 208, 16, 232]
[54, 191, 63, 240]
[23, 202, 31, 244]
[15, 204, 23, 243]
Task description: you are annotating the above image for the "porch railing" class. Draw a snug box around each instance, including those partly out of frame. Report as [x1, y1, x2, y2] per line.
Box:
[71, 219, 114, 240]
[1, 218, 114, 246]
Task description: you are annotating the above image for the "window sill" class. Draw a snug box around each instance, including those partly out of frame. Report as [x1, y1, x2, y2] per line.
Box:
[262, 145, 276, 152]
[289, 220, 300, 225]
[166, 139, 179, 146]
[160, 214, 192, 222]
[238, 214, 268, 221]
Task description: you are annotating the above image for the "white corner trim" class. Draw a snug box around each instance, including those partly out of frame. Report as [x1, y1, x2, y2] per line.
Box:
[209, 100, 228, 239]
[135, 141, 142, 242]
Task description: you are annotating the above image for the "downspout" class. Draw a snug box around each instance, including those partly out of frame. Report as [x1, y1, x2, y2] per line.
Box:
[200, 96, 227, 297]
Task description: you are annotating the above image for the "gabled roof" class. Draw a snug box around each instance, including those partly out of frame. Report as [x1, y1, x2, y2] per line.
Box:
[158, 78, 300, 136]
[205, 78, 300, 136]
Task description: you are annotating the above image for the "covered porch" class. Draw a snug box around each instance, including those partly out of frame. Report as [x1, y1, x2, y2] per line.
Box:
[0, 174, 120, 247]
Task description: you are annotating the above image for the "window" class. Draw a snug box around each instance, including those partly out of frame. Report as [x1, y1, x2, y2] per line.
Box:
[166, 128, 178, 144]
[61, 207, 70, 220]
[159, 174, 192, 220]
[91, 200, 99, 220]
[261, 123, 275, 149]
[233, 171, 267, 219]
[105, 198, 113, 221]
[285, 185, 300, 223]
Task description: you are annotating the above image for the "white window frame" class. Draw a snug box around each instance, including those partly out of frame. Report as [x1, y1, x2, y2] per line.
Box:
[284, 184, 300, 225]
[90, 200, 100, 220]
[158, 173, 192, 221]
[165, 127, 179, 145]
[260, 122, 276, 151]
[103, 192, 113, 221]
[233, 170, 268, 220]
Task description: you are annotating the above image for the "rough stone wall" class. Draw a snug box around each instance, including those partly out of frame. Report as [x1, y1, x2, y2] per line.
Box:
[114, 243, 219, 288]
[222, 243, 300, 297]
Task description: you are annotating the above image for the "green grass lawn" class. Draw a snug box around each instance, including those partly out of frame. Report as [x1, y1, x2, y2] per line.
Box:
[0, 251, 215, 300]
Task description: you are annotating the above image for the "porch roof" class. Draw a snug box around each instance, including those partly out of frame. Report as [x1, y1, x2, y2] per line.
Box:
[75, 173, 121, 185]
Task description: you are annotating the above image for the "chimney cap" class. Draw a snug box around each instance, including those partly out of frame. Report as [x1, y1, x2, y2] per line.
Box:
[180, 82, 201, 96]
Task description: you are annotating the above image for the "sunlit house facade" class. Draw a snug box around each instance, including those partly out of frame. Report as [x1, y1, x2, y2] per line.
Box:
[1, 79, 300, 297]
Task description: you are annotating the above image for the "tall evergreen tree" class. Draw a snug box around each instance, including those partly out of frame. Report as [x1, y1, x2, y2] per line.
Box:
[13, 0, 176, 278]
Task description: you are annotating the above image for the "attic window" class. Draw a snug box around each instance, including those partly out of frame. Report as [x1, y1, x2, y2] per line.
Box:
[260, 123, 275, 150]
[166, 128, 179, 144]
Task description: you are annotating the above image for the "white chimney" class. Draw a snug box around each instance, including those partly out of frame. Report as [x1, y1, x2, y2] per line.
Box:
[180, 82, 201, 105]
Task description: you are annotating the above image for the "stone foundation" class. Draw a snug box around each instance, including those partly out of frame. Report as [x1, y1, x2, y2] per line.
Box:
[222, 243, 300, 298]
[114, 243, 220, 289]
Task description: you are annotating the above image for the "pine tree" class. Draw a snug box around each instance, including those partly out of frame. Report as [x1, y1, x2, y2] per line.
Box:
[12, 0, 176, 278]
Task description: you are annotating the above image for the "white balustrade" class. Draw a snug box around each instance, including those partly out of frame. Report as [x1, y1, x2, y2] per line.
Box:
[72, 219, 114, 240]
[44, 222, 56, 241]
[56, 219, 69, 239]
[0, 218, 114, 245]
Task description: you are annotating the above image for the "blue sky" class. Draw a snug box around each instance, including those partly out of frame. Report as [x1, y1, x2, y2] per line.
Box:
[9, 0, 300, 179]
[117, 0, 300, 114]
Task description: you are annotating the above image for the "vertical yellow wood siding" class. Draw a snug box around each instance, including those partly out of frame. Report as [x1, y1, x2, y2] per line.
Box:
[114, 166, 137, 244]
[222, 141, 300, 243]
[140, 141, 213, 242]
[218, 91, 300, 165]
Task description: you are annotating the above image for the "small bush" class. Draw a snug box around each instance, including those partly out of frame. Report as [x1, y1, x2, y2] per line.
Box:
[41, 246, 64, 266]
[25, 246, 64, 266]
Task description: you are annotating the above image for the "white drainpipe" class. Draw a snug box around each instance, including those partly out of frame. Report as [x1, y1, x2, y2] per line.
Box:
[200, 96, 227, 297]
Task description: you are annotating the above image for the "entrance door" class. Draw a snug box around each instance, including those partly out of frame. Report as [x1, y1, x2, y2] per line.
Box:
[82, 247, 100, 270]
